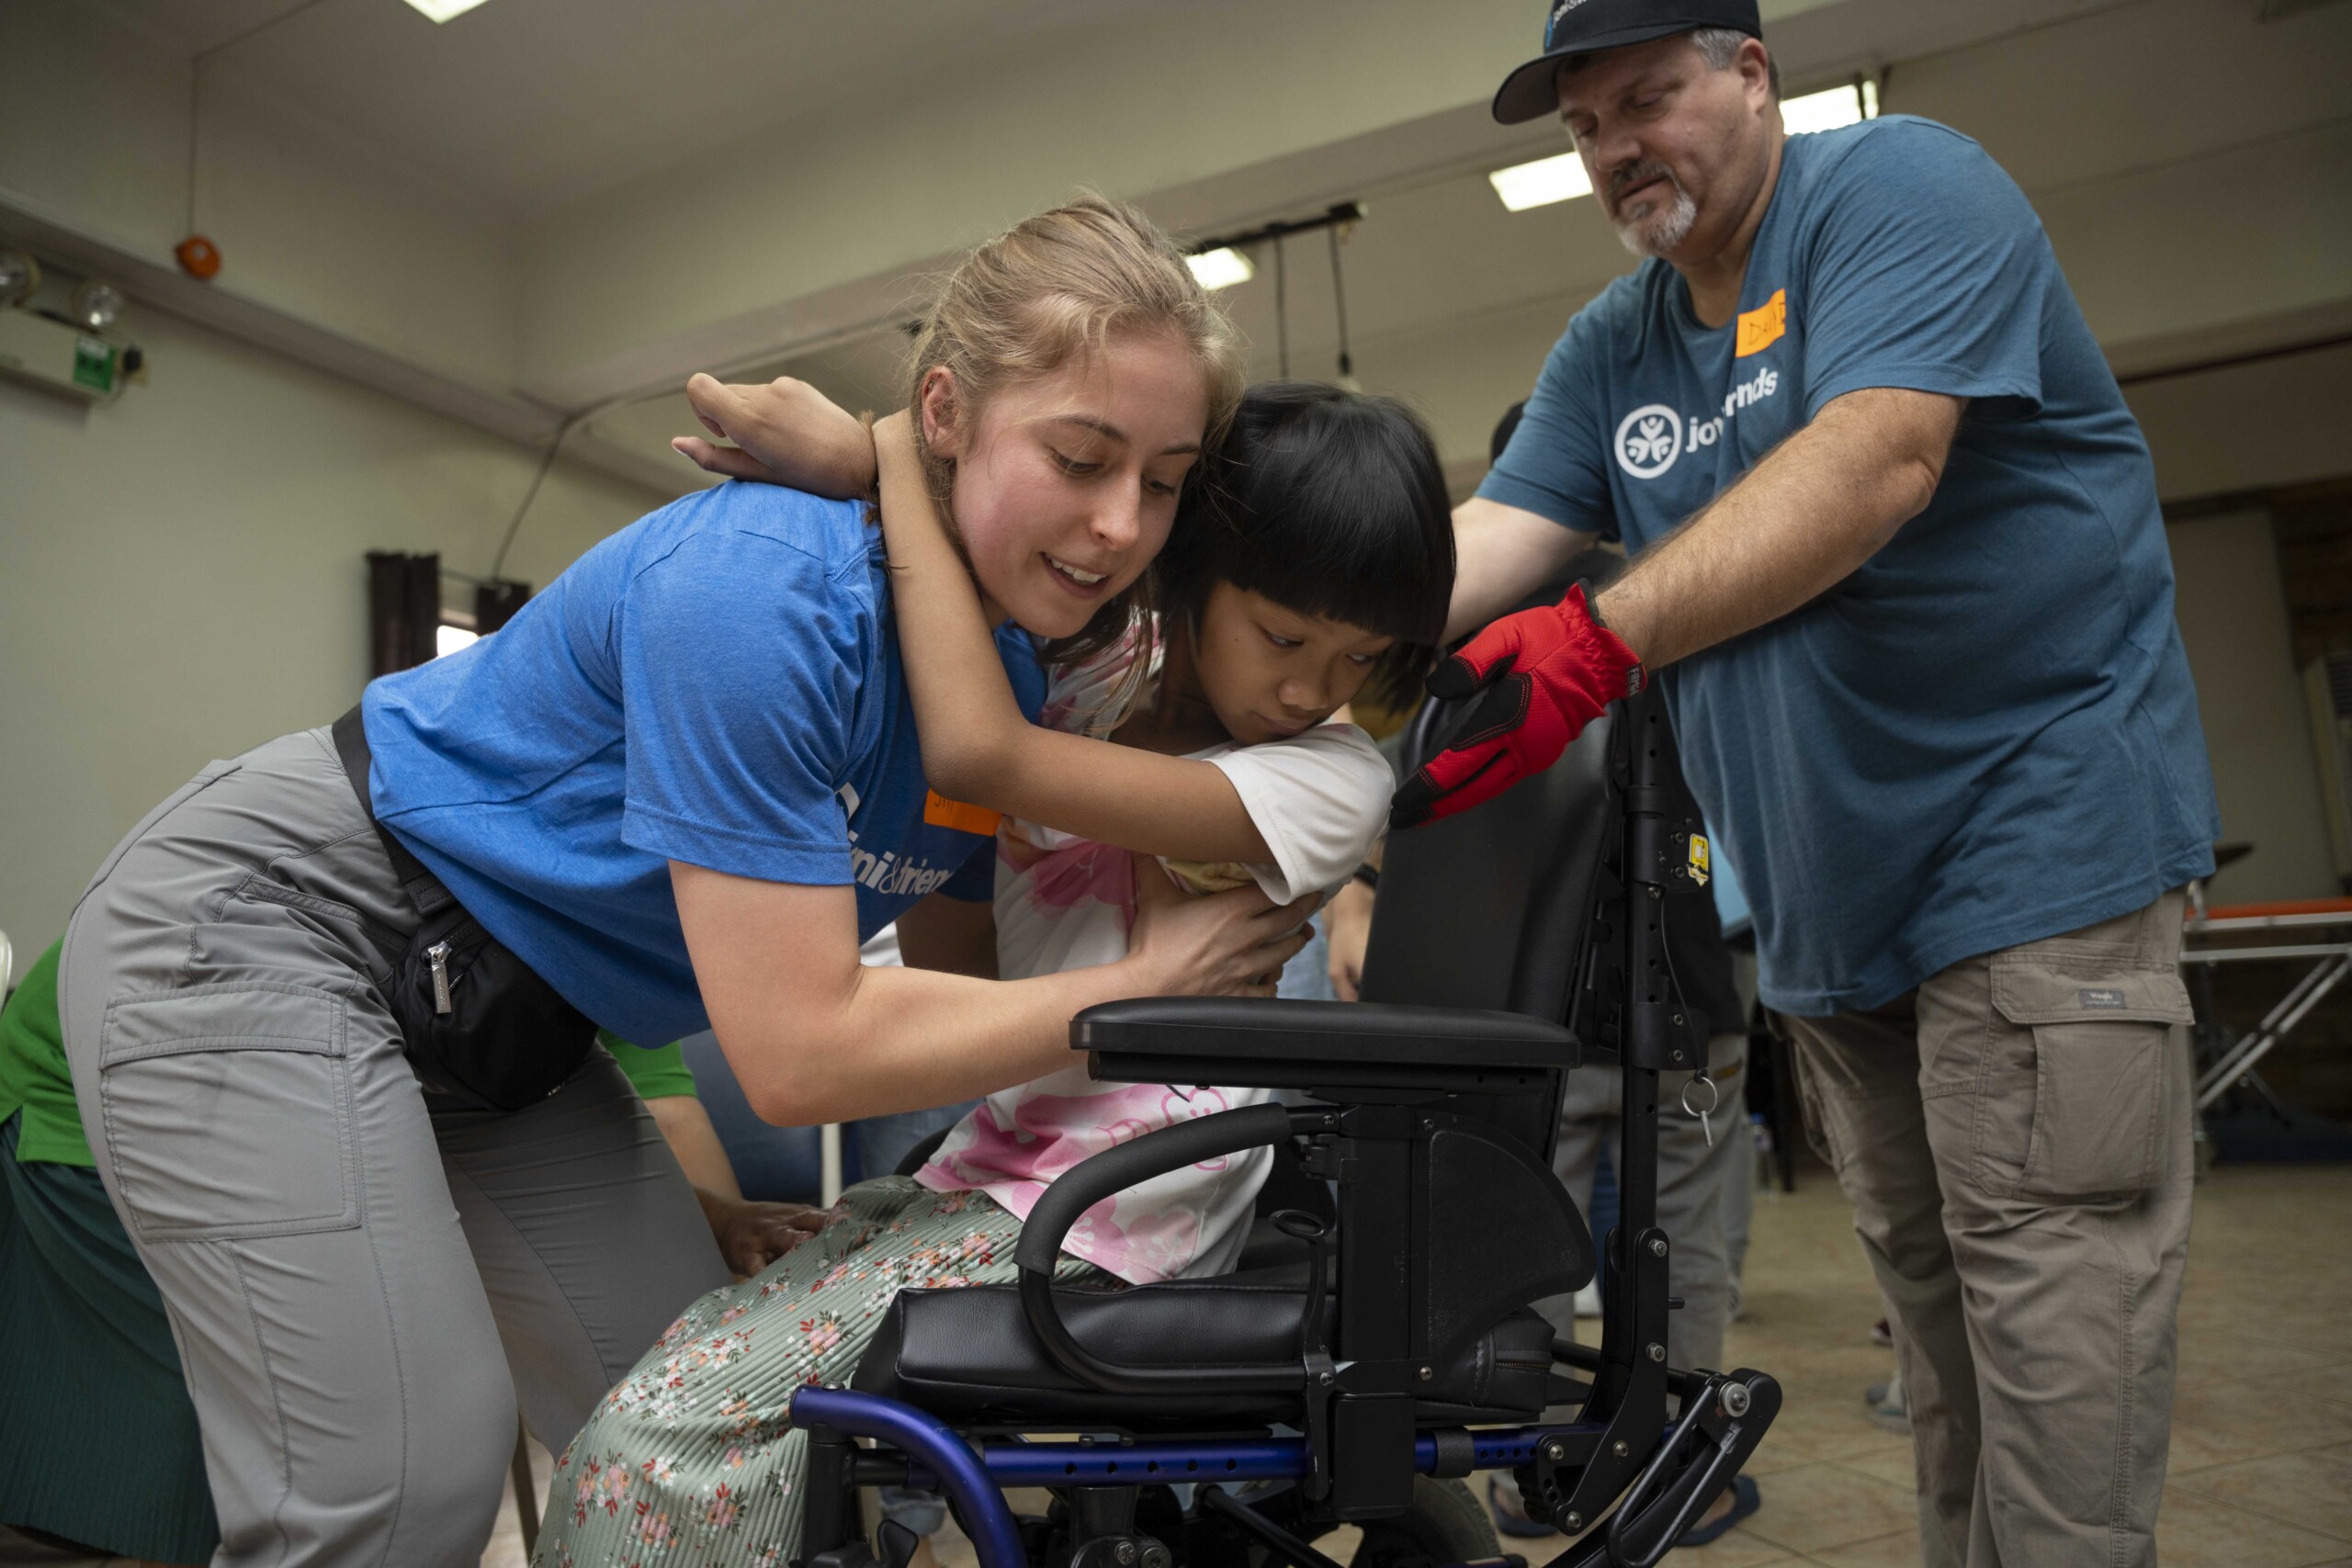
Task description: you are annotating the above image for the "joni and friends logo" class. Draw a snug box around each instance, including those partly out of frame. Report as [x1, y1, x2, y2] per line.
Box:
[1612, 364, 1783, 479]
[837, 781, 962, 897]
[1613, 404, 1682, 479]
[1547, 0, 1592, 41]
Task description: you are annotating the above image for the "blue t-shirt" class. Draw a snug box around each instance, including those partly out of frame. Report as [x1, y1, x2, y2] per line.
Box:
[361, 480, 1045, 1045]
[1479, 116, 2217, 1015]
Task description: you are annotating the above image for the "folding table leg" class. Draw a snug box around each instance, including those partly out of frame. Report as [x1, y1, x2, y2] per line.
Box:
[2193, 950, 2352, 1111]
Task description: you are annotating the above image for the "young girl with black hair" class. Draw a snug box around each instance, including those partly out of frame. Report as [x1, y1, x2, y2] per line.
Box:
[532, 382, 1455, 1563]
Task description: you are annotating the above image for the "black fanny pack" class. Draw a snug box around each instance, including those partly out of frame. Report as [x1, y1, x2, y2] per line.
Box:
[331, 706, 596, 1112]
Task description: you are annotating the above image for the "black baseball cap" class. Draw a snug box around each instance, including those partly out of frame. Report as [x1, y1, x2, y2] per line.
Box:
[1491, 0, 1762, 125]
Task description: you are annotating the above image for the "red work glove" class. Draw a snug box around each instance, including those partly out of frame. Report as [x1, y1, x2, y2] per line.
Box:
[1390, 585, 1643, 829]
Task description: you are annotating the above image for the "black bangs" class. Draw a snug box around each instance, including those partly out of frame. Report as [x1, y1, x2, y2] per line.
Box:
[1159, 381, 1457, 706]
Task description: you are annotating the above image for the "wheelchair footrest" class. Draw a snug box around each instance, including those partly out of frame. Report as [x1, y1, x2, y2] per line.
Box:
[1535, 1369, 1781, 1568]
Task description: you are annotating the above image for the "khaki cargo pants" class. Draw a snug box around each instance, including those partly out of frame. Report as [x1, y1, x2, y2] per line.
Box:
[1783, 894, 2194, 1568]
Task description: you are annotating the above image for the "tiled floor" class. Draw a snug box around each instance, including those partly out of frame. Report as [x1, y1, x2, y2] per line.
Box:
[482, 1162, 2352, 1567]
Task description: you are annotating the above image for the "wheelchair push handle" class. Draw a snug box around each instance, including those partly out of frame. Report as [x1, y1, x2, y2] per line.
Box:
[1014, 1100, 1308, 1395]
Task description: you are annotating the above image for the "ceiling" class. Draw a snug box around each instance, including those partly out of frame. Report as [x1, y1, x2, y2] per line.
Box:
[96, 0, 1178, 219]
[59, 0, 2352, 499]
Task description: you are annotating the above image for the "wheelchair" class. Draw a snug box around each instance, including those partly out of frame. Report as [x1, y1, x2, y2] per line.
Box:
[787, 691, 1781, 1568]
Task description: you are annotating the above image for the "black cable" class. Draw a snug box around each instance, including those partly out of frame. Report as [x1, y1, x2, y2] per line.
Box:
[185, 71, 199, 237]
[187, 0, 341, 235]
[489, 415, 582, 582]
[1655, 879, 1727, 1147]
[1658, 906, 1694, 1035]
[1194, 1487, 1348, 1568]
[196, 0, 341, 62]
[1326, 225, 1352, 382]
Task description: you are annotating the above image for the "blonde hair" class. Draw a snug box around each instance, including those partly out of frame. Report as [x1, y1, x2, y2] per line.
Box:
[906, 195, 1245, 666]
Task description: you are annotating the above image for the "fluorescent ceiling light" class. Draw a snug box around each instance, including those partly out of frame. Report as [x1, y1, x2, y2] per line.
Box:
[1781, 77, 1879, 136]
[405, 0, 492, 21]
[1186, 247, 1254, 290]
[435, 624, 480, 659]
[1488, 152, 1594, 213]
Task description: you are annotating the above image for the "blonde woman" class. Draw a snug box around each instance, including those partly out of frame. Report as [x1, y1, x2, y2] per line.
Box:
[55, 199, 1304, 1565]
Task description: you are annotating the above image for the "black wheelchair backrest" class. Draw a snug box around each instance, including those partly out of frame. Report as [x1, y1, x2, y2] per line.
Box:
[1363, 703, 1617, 1026]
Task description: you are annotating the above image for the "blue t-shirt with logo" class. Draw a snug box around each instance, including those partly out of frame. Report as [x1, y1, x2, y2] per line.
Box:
[361, 480, 1045, 1046]
[1480, 116, 2217, 1016]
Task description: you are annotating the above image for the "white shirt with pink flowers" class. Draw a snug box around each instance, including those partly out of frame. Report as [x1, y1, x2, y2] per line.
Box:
[914, 633, 1391, 1283]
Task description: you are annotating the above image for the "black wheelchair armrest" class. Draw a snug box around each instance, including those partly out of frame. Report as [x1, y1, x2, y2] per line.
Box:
[1013, 1101, 1310, 1394]
[1072, 997, 1577, 1068]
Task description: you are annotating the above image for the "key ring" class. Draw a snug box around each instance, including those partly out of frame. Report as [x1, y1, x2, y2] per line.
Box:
[1679, 1072, 1720, 1121]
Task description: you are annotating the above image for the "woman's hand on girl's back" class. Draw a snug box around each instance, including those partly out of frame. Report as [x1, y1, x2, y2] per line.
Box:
[671, 373, 879, 498]
[1125, 852, 1319, 999]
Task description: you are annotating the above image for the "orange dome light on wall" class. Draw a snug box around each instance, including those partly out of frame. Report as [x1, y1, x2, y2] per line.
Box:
[175, 235, 221, 280]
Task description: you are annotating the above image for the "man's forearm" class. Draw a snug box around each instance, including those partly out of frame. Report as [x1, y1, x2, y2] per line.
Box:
[1447, 497, 1597, 641]
[1592, 389, 1961, 670]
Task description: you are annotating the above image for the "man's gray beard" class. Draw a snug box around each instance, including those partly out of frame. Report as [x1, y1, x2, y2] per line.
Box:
[1614, 182, 1699, 258]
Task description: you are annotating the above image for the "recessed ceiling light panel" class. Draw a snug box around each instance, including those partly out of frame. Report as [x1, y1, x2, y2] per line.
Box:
[1488, 152, 1594, 213]
[405, 0, 492, 21]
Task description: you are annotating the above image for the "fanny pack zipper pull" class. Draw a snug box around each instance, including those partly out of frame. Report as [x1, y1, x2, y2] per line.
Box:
[427, 941, 454, 1015]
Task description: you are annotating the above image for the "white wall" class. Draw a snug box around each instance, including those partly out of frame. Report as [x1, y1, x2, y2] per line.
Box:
[0, 310, 664, 956]
[2126, 342, 2352, 503]
[2166, 510, 2336, 905]
[2129, 345, 2351, 910]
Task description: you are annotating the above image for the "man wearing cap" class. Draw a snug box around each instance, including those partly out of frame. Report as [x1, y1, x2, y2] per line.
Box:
[1396, 3, 2217, 1564]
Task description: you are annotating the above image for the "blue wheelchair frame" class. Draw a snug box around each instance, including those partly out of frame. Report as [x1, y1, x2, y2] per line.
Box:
[791, 1383, 1755, 1568]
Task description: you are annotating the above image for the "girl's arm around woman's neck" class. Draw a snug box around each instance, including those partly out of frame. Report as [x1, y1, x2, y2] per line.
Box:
[874, 417, 1274, 865]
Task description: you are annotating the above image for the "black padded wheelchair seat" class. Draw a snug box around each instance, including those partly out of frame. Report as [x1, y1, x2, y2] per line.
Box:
[853, 1280, 1555, 1427]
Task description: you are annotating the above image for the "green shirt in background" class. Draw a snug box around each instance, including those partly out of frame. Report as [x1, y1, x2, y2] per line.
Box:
[0, 942, 87, 1168]
[0, 937, 694, 1168]
[599, 1029, 695, 1099]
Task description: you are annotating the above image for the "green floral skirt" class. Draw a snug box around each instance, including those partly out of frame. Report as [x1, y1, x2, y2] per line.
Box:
[533, 1176, 1107, 1567]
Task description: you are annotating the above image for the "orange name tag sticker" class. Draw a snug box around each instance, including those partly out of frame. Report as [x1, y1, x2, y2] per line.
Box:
[923, 790, 1002, 837]
[1735, 288, 1787, 357]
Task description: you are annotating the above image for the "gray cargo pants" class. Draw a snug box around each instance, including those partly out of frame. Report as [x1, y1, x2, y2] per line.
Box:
[1783, 893, 2196, 1568]
[58, 728, 731, 1567]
